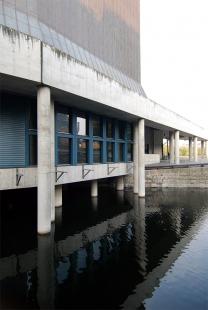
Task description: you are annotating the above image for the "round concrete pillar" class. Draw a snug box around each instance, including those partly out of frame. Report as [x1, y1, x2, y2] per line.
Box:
[189, 137, 193, 161]
[170, 131, 174, 164]
[206, 141, 208, 159]
[201, 141, 205, 159]
[37, 86, 52, 234]
[194, 137, 198, 162]
[138, 119, 145, 197]
[91, 180, 98, 197]
[116, 176, 124, 191]
[133, 121, 139, 194]
[50, 97, 55, 222]
[175, 130, 179, 164]
[55, 184, 62, 207]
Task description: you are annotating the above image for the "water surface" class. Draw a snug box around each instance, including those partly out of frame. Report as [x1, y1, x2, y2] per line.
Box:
[1, 187, 208, 309]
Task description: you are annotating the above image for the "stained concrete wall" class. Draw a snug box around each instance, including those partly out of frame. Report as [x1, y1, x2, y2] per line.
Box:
[124, 167, 208, 188]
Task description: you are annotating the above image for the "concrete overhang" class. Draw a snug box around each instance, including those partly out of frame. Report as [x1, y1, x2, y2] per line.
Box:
[0, 25, 207, 141]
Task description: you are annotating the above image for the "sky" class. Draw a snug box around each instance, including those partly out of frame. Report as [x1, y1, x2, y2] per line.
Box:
[140, 0, 208, 133]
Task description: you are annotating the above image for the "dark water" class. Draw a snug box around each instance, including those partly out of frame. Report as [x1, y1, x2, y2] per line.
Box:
[1, 187, 208, 309]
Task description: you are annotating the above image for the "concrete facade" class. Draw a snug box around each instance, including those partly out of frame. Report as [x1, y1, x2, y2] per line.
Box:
[0, 1, 208, 234]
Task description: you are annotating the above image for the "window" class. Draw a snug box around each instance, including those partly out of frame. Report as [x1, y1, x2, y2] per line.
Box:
[107, 142, 113, 162]
[127, 124, 132, 140]
[29, 102, 37, 166]
[29, 103, 37, 130]
[145, 144, 149, 154]
[127, 144, 133, 161]
[93, 141, 101, 163]
[77, 138, 87, 163]
[106, 118, 113, 138]
[77, 110, 87, 135]
[58, 137, 70, 164]
[118, 143, 124, 162]
[118, 121, 124, 139]
[93, 114, 101, 137]
[57, 106, 71, 133]
[29, 135, 37, 165]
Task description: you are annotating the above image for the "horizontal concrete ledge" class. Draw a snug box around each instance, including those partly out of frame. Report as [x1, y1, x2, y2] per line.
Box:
[0, 163, 133, 190]
[146, 162, 208, 170]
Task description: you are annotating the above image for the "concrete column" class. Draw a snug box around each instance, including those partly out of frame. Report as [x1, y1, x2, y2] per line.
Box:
[116, 176, 124, 191]
[138, 119, 145, 197]
[201, 141, 205, 159]
[55, 184, 62, 207]
[175, 130, 179, 164]
[189, 137, 193, 161]
[206, 140, 208, 159]
[37, 86, 52, 234]
[170, 131, 174, 164]
[133, 121, 138, 194]
[194, 137, 198, 162]
[91, 179, 98, 197]
[50, 97, 55, 222]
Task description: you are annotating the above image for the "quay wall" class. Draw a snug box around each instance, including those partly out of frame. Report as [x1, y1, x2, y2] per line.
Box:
[124, 167, 208, 188]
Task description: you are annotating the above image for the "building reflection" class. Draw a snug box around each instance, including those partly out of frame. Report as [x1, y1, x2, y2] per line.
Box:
[0, 188, 208, 309]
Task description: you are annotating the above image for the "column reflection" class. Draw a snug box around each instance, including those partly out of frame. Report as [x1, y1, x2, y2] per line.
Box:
[37, 223, 55, 309]
[133, 195, 147, 277]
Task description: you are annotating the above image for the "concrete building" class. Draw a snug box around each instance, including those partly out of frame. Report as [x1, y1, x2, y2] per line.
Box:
[0, 0, 208, 234]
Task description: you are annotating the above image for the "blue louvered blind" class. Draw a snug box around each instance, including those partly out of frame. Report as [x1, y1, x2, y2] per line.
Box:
[0, 95, 26, 167]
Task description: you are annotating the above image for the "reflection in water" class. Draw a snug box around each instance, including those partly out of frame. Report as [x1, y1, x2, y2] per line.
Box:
[0, 188, 208, 309]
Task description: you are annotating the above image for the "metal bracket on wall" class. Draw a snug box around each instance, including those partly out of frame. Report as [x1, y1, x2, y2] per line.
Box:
[108, 164, 118, 175]
[126, 164, 134, 173]
[82, 165, 94, 179]
[16, 171, 23, 186]
[56, 169, 67, 182]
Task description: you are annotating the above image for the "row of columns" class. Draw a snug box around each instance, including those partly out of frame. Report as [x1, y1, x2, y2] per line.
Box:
[37, 86, 146, 234]
[169, 132, 208, 163]
[37, 86, 207, 234]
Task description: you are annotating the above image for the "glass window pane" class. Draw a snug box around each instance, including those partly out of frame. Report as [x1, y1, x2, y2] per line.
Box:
[118, 121, 124, 139]
[29, 104, 37, 130]
[106, 118, 113, 138]
[57, 106, 70, 133]
[118, 143, 124, 162]
[29, 135, 37, 165]
[93, 141, 101, 163]
[77, 111, 87, 135]
[93, 115, 101, 137]
[127, 144, 133, 161]
[77, 138, 87, 163]
[107, 142, 113, 162]
[127, 124, 132, 140]
[58, 137, 69, 164]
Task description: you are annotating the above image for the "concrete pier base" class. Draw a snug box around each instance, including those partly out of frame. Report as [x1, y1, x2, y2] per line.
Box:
[116, 176, 124, 191]
[55, 185, 62, 207]
[91, 180, 98, 197]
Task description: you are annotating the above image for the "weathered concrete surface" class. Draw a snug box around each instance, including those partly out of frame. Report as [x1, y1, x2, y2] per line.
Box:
[0, 25, 41, 82]
[125, 167, 208, 188]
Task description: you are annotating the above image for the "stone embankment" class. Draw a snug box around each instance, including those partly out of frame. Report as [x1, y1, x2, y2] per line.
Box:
[124, 166, 208, 188]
